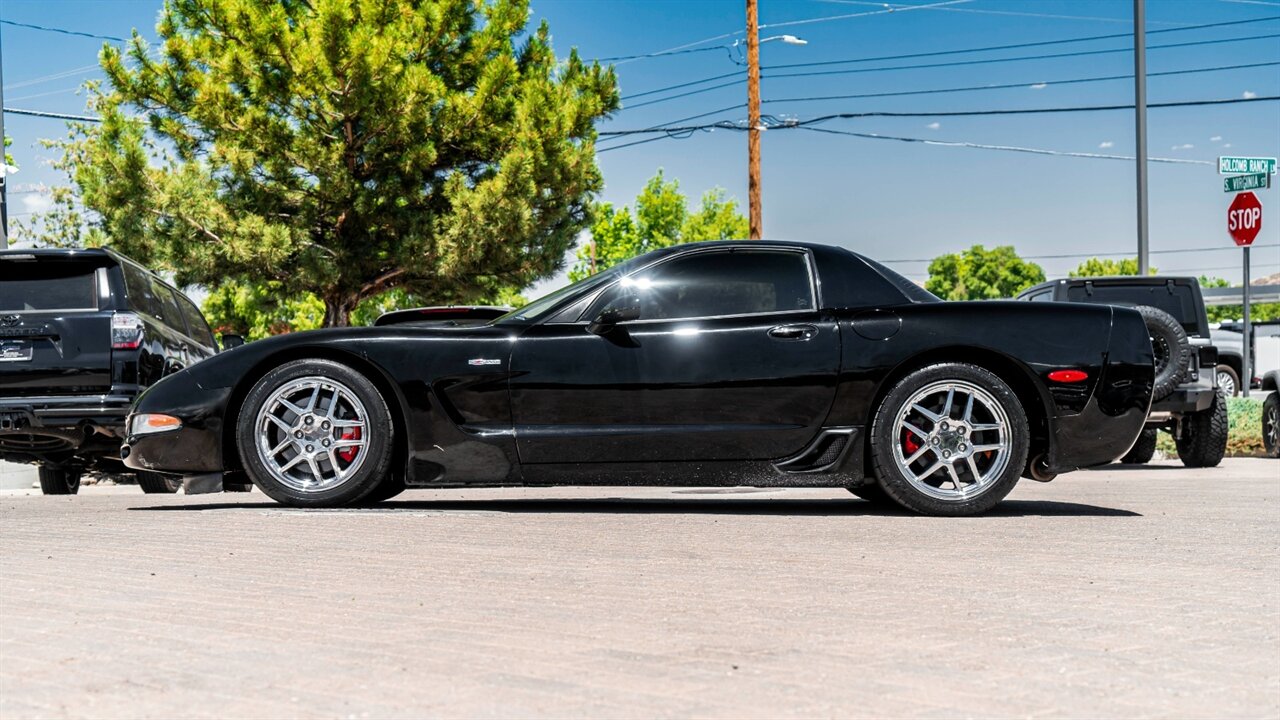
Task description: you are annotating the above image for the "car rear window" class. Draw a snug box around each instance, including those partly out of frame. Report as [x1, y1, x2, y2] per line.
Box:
[0, 262, 99, 311]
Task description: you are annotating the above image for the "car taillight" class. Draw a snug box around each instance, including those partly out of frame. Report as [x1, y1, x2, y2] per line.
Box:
[112, 312, 144, 350]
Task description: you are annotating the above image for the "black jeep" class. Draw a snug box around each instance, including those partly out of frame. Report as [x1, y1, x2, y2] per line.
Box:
[0, 248, 230, 494]
[1017, 276, 1227, 467]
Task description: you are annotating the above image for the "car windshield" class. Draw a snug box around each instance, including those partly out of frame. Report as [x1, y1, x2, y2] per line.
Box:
[494, 264, 627, 323]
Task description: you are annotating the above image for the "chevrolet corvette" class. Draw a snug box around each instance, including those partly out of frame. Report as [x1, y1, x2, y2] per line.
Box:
[122, 241, 1154, 515]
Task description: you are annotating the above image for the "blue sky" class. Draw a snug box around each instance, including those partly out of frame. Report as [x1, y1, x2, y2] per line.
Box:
[3, 0, 1279, 293]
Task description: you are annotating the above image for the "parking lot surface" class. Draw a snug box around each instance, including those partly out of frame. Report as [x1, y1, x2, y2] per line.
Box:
[1, 458, 1277, 719]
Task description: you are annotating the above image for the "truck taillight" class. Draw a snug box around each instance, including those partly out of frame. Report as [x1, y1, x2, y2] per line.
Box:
[112, 312, 144, 350]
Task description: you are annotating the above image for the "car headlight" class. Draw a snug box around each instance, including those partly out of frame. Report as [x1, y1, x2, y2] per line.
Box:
[130, 414, 183, 436]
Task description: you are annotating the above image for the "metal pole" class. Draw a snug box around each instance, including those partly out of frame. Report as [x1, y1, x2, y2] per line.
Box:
[746, 0, 763, 240]
[1134, 0, 1148, 274]
[0, 17, 9, 251]
[1242, 245, 1251, 397]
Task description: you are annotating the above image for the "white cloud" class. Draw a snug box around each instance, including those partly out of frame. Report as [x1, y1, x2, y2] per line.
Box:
[1210, 136, 1223, 142]
[1030, 83, 1047, 90]
[1171, 143, 1194, 150]
[20, 194, 53, 214]
[1224, 143, 1233, 148]
[926, 122, 941, 130]
[1243, 90, 1258, 99]
[1099, 141, 1114, 149]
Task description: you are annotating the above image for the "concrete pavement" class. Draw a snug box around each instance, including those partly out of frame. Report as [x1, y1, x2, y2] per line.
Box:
[1, 458, 1277, 718]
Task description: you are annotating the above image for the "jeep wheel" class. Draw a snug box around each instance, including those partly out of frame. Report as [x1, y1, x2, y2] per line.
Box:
[1263, 393, 1279, 459]
[1119, 428, 1158, 464]
[136, 471, 182, 494]
[1175, 389, 1228, 468]
[38, 466, 80, 495]
[1137, 305, 1190, 400]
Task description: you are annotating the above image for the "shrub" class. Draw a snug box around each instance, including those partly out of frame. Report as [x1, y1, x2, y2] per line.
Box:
[1156, 396, 1266, 458]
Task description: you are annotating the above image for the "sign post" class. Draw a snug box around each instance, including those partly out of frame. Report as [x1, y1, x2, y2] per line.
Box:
[1228, 191, 1262, 396]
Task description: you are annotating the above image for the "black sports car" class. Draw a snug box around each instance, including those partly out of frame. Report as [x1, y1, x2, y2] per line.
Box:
[122, 241, 1154, 516]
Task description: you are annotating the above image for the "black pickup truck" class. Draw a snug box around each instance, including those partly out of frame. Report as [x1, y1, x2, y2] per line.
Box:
[0, 248, 228, 494]
[1017, 276, 1227, 467]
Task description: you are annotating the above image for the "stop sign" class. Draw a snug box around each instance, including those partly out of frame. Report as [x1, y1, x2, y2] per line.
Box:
[1227, 191, 1263, 246]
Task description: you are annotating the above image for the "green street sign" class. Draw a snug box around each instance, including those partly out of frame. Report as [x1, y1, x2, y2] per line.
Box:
[1219, 156, 1277, 176]
[1224, 173, 1270, 193]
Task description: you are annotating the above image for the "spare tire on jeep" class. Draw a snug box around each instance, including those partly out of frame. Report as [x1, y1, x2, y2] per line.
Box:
[1136, 305, 1190, 400]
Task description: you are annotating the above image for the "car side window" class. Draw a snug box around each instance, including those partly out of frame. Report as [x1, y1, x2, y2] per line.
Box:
[588, 249, 815, 322]
[121, 262, 158, 319]
[150, 277, 186, 333]
[177, 294, 215, 349]
[1028, 290, 1052, 302]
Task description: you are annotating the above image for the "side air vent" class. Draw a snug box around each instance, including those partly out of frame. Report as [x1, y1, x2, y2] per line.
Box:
[775, 427, 859, 474]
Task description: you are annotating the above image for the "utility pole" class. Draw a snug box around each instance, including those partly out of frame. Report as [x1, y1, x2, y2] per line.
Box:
[0, 18, 9, 251]
[1134, 0, 1148, 274]
[746, 0, 762, 240]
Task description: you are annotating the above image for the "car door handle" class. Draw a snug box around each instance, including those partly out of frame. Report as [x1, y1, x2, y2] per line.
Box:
[768, 324, 818, 341]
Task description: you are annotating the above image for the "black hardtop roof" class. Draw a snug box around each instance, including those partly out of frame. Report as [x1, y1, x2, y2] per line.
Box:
[1022, 275, 1202, 296]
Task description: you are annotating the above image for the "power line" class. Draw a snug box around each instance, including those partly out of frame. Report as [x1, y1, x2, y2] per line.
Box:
[592, 45, 736, 64]
[0, 19, 125, 43]
[799, 126, 1216, 166]
[817, 0, 1195, 27]
[4, 64, 102, 93]
[632, 59, 1280, 124]
[878, 244, 1280, 265]
[2, 108, 101, 122]
[598, 95, 1280, 137]
[620, 28, 1280, 111]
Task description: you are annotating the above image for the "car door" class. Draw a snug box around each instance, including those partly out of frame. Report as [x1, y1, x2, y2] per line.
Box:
[509, 246, 841, 465]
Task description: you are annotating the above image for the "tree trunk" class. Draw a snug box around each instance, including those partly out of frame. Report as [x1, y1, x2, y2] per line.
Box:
[322, 295, 356, 328]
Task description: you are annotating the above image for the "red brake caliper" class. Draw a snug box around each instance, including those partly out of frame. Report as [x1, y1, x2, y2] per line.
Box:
[902, 429, 921, 458]
[337, 427, 361, 463]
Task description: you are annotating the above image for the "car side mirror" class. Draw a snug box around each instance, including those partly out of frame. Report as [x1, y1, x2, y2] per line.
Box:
[588, 303, 641, 336]
[220, 333, 245, 351]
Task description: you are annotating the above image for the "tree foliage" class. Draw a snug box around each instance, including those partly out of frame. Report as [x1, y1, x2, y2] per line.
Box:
[569, 170, 749, 281]
[1069, 257, 1155, 277]
[22, 0, 617, 326]
[1199, 275, 1280, 323]
[925, 245, 1045, 300]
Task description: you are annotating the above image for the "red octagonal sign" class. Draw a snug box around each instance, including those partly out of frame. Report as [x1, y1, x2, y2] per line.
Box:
[1227, 191, 1262, 246]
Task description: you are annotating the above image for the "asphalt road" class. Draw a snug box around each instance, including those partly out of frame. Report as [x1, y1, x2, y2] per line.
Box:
[1, 459, 1277, 719]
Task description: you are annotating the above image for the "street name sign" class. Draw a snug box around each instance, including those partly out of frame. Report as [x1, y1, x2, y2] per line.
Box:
[1227, 192, 1262, 246]
[1224, 172, 1270, 193]
[1219, 156, 1277, 176]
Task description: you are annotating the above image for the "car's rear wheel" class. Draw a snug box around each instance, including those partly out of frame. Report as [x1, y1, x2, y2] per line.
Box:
[37, 466, 80, 495]
[136, 471, 182, 494]
[1264, 393, 1280, 459]
[1119, 428, 1158, 464]
[237, 359, 393, 507]
[869, 363, 1029, 516]
[1216, 365, 1240, 397]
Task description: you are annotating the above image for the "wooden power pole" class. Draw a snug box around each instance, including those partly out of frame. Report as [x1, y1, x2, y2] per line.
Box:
[746, 0, 762, 240]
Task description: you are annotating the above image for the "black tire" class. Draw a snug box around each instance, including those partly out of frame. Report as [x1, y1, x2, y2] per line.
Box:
[1215, 364, 1241, 397]
[1262, 392, 1279, 459]
[1119, 428, 1158, 464]
[237, 359, 394, 508]
[1175, 389, 1228, 468]
[869, 363, 1030, 516]
[357, 475, 407, 504]
[37, 466, 80, 495]
[846, 483, 891, 504]
[136, 470, 182, 494]
[1136, 305, 1190, 401]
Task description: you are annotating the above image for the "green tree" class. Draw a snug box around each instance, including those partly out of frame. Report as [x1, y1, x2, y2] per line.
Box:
[1069, 257, 1156, 277]
[569, 171, 748, 280]
[25, 0, 617, 326]
[1200, 275, 1280, 323]
[925, 245, 1045, 300]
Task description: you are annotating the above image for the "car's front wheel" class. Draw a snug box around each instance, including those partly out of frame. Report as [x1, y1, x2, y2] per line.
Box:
[1216, 364, 1240, 397]
[869, 363, 1029, 516]
[237, 359, 394, 507]
[1119, 428, 1158, 464]
[37, 466, 80, 495]
[1264, 393, 1279, 459]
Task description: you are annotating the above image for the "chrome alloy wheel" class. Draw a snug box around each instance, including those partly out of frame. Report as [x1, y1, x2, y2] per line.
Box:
[254, 376, 369, 493]
[1217, 369, 1237, 397]
[891, 380, 1012, 501]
